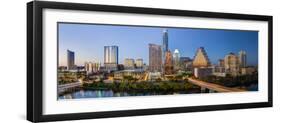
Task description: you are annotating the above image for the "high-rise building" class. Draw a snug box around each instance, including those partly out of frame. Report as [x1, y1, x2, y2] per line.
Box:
[194, 67, 213, 78]
[67, 49, 75, 70]
[224, 52, 239, 76]
[124, 58, 135, 69]
[162, 29, 168, 65]
[104, 46, 118, 71]
[85, 62, 101, 74]
[213, 59, 226, 77]
[135, 59, 144, 68]
[239, 50, 247, 68]
[179, 57, 193, 71]
[149, 44, 162, 72]
[164, 50, 173, 75]
[192, 47, 211, 67]
[173, 49, 181, 70]
[218, 59, 225, 67]
[180, 57, 192, 63]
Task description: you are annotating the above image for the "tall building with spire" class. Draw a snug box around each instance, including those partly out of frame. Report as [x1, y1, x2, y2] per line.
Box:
[162, 29, 168, 65]
[192, 47, 211, 67]
[238, 50, 247, 68]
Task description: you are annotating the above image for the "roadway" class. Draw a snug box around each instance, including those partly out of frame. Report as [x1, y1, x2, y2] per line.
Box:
[58, 82, 83, 94]
[188, 78, 246, 92]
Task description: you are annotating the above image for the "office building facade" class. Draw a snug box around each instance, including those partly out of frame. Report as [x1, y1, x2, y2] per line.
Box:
[173, 49, 180, 70]
[164, 50, 173, 75]
[135, 59, 144, 68]
[67, 49, 75, 70]
[162, 29, 168, 65]
[85, 62, 101, 74]
[239, 50, 247, 68]
[218, 59, 225, 67]
[224, 52, 240, 76]
[104, 46, 118, 71]
[124, 58, 135, 69]
[149, 44, 162, 72]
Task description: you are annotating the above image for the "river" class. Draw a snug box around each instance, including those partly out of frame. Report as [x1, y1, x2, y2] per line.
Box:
[58, 83, 258, 99]
[58, 89, 200, 99]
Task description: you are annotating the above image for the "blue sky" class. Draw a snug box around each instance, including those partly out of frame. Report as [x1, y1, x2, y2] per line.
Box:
[58, 23, 258, 66]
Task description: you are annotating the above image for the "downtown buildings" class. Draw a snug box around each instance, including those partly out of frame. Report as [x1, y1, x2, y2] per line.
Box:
[212, 50, 254, 77]
[148, 29, 194, 76]
[162, 29, 169, 65]
[135, 59, 144, 69]
[124, 58, 135, 70]
[179, 57, 193, 71]
[191, 47, 254, 78]
[192, 47, 211, 68]
[192, 47, 212, 78]
[164, 50, 173, 75]
[123, 58, 144, 70]
[67, 49, 76, 70]
[239, 50, 247, 68]
[104, 46, 118, 71]
[85, 62, 101, 74]
[173, 49, 181, 70]
[223, 50, 251, 76]
[147, 30, 167, 74]
[224, 52, 240, 76]
[149, 43, 162, 72]
[61, 28, 255, 84]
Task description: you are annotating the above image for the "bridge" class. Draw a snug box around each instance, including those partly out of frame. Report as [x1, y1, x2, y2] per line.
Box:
[188, 78, 246, 93]
[58, 81, 83, 94]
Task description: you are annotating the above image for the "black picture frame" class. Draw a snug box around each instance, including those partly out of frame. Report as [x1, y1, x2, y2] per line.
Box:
[27, 1, 273, 122]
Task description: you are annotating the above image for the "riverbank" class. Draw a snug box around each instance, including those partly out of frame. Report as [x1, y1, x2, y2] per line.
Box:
[82, 81, 201, 93]
[59, 81, 202, 99]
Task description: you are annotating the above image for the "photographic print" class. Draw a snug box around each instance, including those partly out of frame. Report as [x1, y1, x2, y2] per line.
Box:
[58, 23, 258, 100]
[27, 1, 272, 122]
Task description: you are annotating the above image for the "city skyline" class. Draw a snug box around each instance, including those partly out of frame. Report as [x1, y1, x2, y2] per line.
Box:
[58, 23, 258, 66]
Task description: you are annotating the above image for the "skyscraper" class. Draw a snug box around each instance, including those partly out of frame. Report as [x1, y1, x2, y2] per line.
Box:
[135, 59, 144, 68]
[104, 46, 118, 71]
[124, 58, 135, 69]
[179, 57, 193, 70]
[67, 49, 75, 70]
[224, 52, 239, 76]
[192, 47, 211, 67]
[218, 59, 225, 67]
[173, 49, 180, 70]
[164, 50, 173, 75]
[239, 50, 247, 68]
[162, 29, 168, 65]
[149, 44, 162, 72]
[85, 61, 101, 74]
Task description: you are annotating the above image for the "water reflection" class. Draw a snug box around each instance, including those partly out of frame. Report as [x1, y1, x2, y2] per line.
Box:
[58, 83, 258, 100]
[58, 89, 195, 99]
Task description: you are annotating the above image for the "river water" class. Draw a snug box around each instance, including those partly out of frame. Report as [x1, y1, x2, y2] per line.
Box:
[58, 83, 258, 99]
[58, 89, 200, 99]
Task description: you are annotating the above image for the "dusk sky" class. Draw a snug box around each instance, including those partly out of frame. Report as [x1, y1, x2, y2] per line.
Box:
[58, 23, 258, 66]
